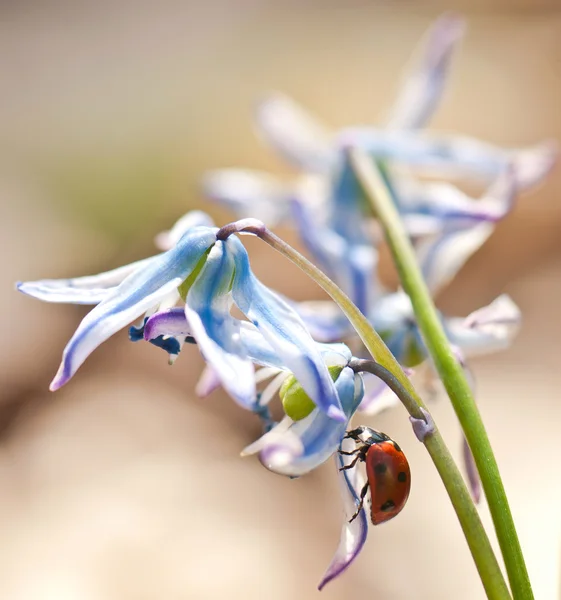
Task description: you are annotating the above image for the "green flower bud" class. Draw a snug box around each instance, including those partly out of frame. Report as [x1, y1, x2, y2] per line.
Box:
[280, 365, 344, 421]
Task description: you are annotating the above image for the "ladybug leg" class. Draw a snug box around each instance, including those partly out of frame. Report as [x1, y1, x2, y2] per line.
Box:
[349, 481, 370, 523]
[338, 448, 362, 456]
[338, 445, 368, 471]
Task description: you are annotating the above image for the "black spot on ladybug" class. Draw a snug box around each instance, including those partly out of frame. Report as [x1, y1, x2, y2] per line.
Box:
[397, 471, 407, 483]
[374, 463, 387, 475]
[380, 499, 396, 512]
[392, 442, 402, 453]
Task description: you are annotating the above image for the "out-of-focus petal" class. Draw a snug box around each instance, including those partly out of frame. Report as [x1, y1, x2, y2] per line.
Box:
[202, 169, 291, 226]
[386, 13, 465, 130]
[397, 165, 516, 236]
[195, 364, 223, 398]
[318, 439, 368, 590]
[49, 227, 217, 390]
[245, 368, 363, 475]
[292, 199, 378, 315]
[185, 241, 256, 409]
[155, 210, 215, 251]
[358, 372, 401, 415]
[338, 130, 557, 190]
[290, 300, 353, 343]
[229, 235, 346, 421]
[254, 93, 335, 172]
[16, 256, 157, 305]
[446, 294, 521, 357]
[416, 222, 493, 296]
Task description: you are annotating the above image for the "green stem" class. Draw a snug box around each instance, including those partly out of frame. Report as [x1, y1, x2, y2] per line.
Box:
[349, 148, 532, 600]
[243, 225, 511, 600]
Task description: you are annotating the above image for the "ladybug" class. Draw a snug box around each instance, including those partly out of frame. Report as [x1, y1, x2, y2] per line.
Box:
[339, 426, 411, 525]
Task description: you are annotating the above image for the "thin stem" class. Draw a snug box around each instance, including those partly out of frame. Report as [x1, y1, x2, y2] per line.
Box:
[234, 223, 511, 600]
[350, 147, 532, 600]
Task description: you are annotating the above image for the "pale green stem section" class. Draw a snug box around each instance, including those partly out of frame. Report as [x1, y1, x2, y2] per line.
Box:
[244, 226, 511, 600]
[349, 148, 533, 600]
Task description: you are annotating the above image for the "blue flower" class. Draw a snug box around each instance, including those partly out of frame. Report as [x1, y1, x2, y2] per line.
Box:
[17, 212, 347, 421]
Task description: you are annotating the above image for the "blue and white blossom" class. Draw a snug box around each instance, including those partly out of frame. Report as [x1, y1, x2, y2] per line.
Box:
[17, 213, 347, 421]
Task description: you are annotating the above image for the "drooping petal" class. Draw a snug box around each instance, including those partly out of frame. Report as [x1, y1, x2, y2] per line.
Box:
[202, 169, 291, 226]
[446, 294, 521, 357]
[49, 227, 217, 390]
[416, 222, 493, 296]
[318, 439, 368, 590]
[16, 256, 157, 305]
[386, 13, 465, 130]
[289, 300, 353, 343]
[195, 365, 223, 398]
[338, 130, 557, 190]
[245, 368, 363, 476]
[155, 210, 215, 251]
[185, 241, 257, 409]
[292, 199, 378, 315]
[254, 93, 335, 172]
[228, 235, 346, 421]
[396, 165, 516, 237]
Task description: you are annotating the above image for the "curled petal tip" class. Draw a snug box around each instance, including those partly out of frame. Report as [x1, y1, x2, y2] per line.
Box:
[49, 367, 68, 391]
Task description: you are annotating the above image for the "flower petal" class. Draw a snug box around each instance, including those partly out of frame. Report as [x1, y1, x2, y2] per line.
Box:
[338, 130, 556, 190]
[396, 166, 516, 236]
[446, 294, 521, 357]
[49, 227, 217, 390]
[358, 372, 401, 415]
[185, 241, 257, 409]
[416, 222, 493, 296]
[248, 368, 363, 476]
[229, 235, 346, 421]
[289, 300, 353, 343]
[155, 210, 215, 251]
[318, 439, 368, 590]
[202, 169, 291, 226]
[16, 256, 157, 305]
[292, 198, 378, 315]
[254, 93, 335, 172]
[386, 13, 465, 130]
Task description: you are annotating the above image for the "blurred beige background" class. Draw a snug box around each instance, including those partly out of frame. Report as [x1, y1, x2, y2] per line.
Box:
[2, 2, 561, 599]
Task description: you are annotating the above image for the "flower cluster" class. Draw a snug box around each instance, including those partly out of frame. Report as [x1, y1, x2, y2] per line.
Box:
[16, 13, 555, 590]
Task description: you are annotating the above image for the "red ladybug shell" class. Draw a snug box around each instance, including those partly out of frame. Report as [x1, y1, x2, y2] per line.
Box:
[364, 439, 411, 525]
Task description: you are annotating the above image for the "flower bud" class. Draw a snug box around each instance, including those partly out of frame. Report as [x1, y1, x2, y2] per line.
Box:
[280, 366, 343, 421]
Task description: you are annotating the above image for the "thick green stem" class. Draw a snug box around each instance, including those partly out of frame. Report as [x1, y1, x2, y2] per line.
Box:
[244, 226, 511, 600]
[349, 148, 532, 600]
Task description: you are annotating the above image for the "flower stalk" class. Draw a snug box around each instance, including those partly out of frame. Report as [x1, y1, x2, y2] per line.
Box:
[232, 222, 511, 600]
[349, 147, 533, 600]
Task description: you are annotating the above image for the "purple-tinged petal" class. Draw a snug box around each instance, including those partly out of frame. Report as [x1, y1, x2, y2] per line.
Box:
[358, 372, 401, 415]
[446, 295, 521, 357]
[338, 130, 556, 190]
[185, 241, 256, 409]
[292, 198, 378, 315]
[155, 210, 215, 251]
[246, 368, 363, 476]
[318, 439, 368, 590]
[229, 235, 346, 422]
[254, 93, 335, 172]
[416, 222, 493, 296]
[16, 256, 157, 305]
[396, 166, 516, 236]
[49, 227, 217, 391]
[386, 13, 465, 130]
[290, 300, 353, 343]
[202, 169, 291, 226]
[195, 365, 223, 398]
